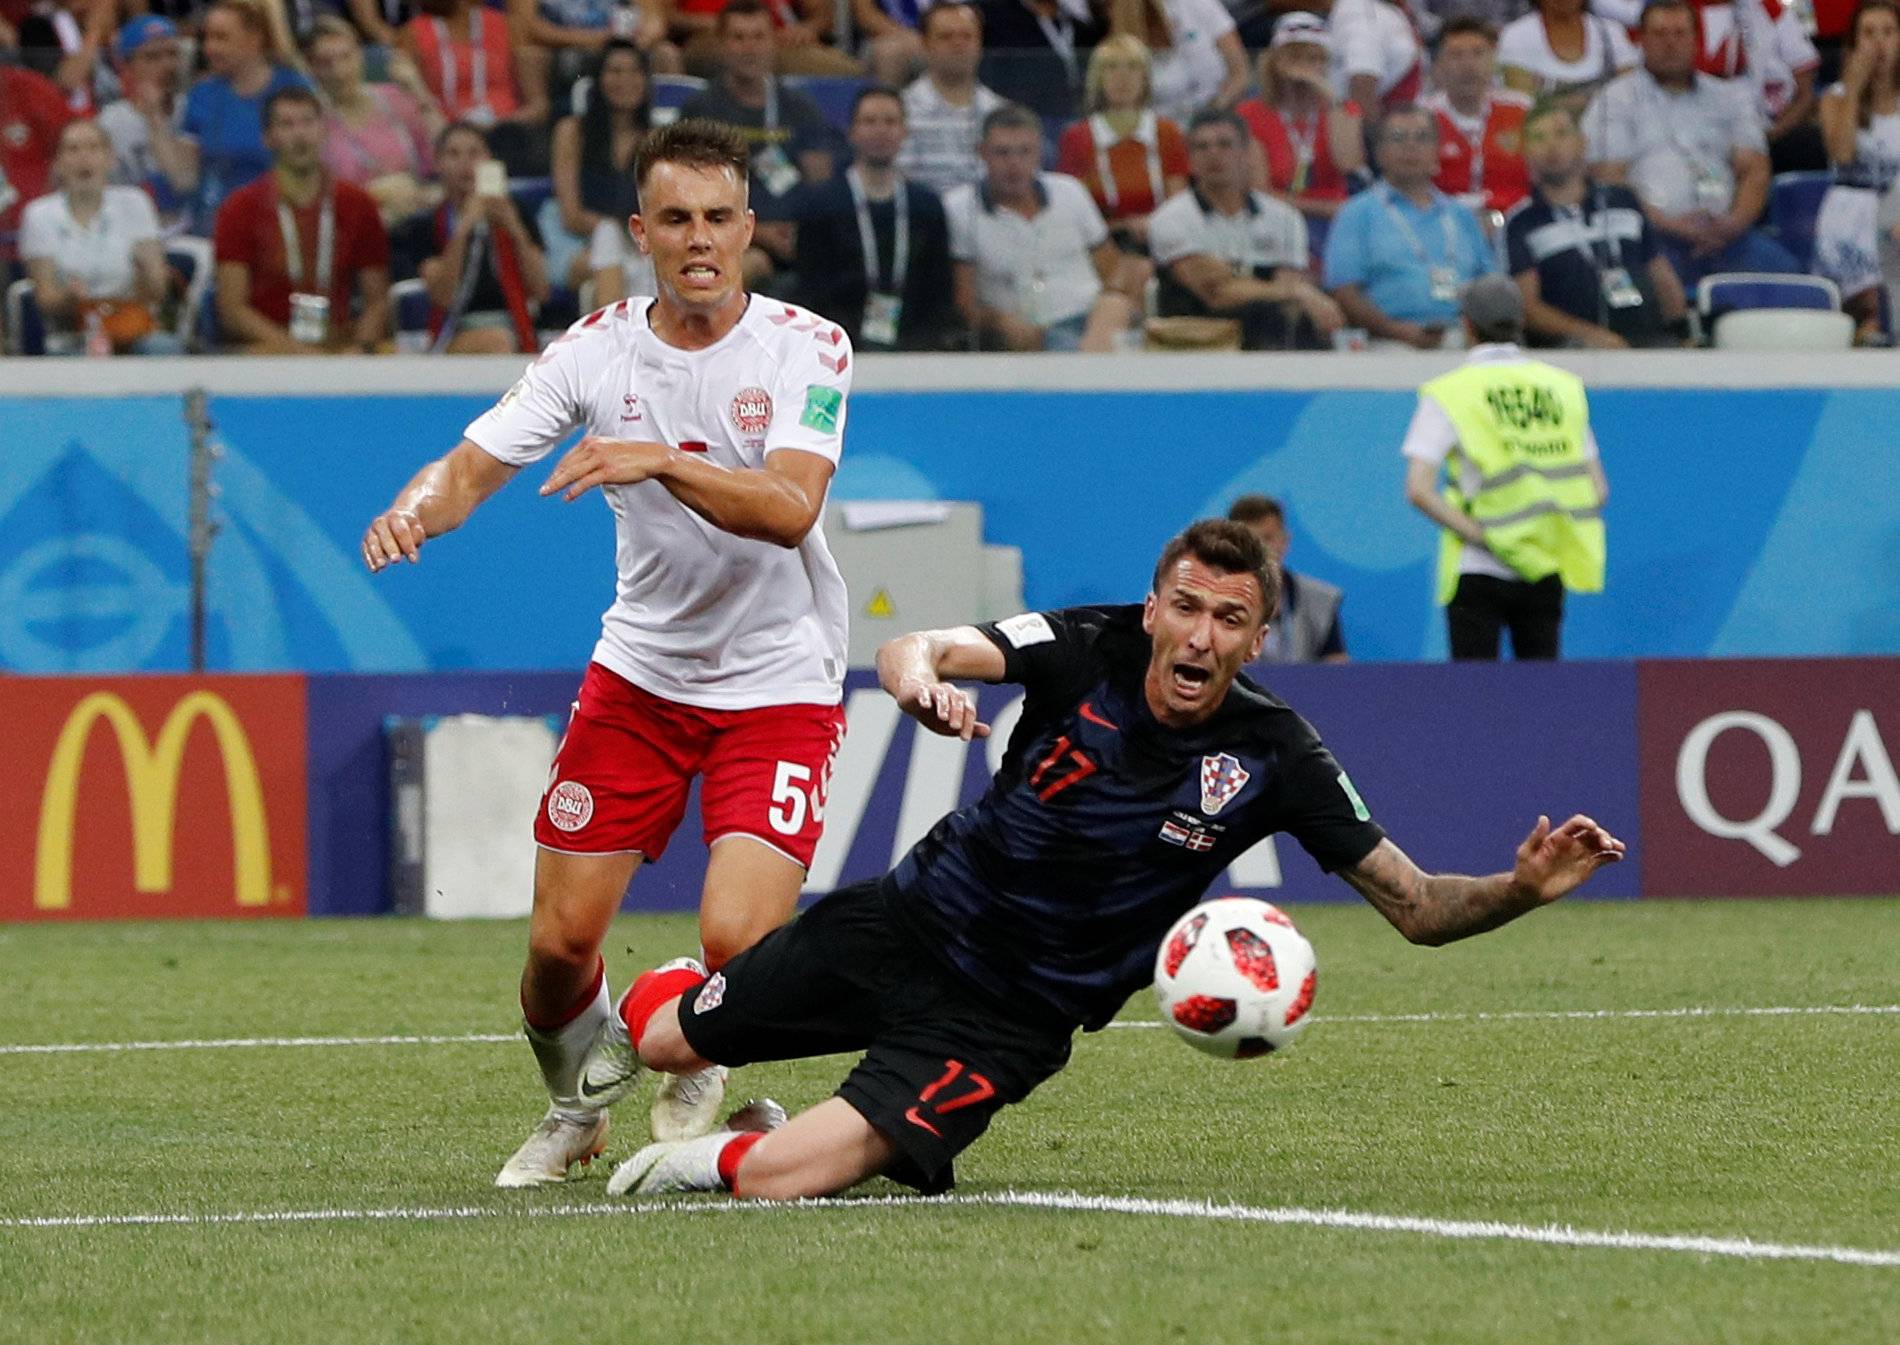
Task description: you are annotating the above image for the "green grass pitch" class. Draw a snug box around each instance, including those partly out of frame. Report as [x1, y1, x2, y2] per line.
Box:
[1, 897, 1895, 1345]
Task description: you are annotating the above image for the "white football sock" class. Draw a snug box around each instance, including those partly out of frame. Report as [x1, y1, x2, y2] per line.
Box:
[524, 973, 611, 1122]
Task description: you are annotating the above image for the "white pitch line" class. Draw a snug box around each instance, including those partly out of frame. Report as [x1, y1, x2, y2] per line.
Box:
[0, 1033, 519, 1056]
[2, 1190, 1895, 1269]
[3, 1004, 1895, 1056]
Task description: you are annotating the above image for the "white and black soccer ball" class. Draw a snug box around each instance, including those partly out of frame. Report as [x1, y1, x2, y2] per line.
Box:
[1152, 897, 1318, 1059]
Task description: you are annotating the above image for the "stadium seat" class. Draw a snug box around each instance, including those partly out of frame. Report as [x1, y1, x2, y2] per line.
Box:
[1768, 171, 1831, 269]
[783, 74, 868, 134]
[390, 277, 433, 351]
[5, 277, 46, 356]
[650, 73, 705, 126]
[509, 176, 555, 223]
[1697, 272, 1840, 321]
[1712, 308, 1855, 349]
[165, 236, 213, 350]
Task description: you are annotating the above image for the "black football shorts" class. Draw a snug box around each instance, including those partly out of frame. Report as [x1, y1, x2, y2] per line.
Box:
[677, 878, 1074, 1193]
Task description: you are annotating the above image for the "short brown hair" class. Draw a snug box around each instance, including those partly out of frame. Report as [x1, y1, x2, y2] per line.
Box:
[1436, 15, 1498, 45]
[634, 118, 750, 193]
[920, 1, 981, 37]
[1153, 520, 1280, 624]
[718, 0, 771, 28]
[1226, 494, 1284, 527]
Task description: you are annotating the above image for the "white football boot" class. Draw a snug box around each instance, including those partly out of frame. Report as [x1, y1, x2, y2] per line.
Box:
[651, 1062, 730, 1142]
[575, 1016, 643, 1111]
[607, 1097, 786, 1196]
[494, 1107, 610, 1188]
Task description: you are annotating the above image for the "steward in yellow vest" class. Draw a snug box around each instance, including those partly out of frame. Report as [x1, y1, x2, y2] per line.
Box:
[1402, 275, 1607, 660]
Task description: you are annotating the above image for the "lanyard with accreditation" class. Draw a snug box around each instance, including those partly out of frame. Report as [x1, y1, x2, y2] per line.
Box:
[847, 165, 909, 347]
[1377, 182, 1462, 302]
[279, 188, 336, 346]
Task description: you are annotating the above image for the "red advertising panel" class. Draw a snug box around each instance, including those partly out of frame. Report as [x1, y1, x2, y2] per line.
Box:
[1638, 660, 1900, 896]
[0, 676, 307, 921]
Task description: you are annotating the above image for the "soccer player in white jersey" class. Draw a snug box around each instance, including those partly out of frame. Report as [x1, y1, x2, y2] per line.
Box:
[361, 120, 855, 1187]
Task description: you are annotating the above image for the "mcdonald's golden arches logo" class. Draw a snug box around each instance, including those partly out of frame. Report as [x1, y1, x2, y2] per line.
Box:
[1, 677, 307, 922]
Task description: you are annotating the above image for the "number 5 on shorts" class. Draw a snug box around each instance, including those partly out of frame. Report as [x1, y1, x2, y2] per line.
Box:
[768, 761, 813, 836]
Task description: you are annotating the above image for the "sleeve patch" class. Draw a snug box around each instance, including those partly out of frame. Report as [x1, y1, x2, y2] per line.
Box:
[800, 384, 843, 433]
[1337, 770, 1371, 823]
[996, 612, 1056, 649]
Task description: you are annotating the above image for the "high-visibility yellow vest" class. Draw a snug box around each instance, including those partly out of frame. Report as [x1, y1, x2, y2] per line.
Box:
[1421, 359, 1606, 605]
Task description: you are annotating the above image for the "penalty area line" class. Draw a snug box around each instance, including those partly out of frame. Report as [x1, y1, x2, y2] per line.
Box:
[3, 1004, 1896, 1055]
[3, 1191, 1896, 1269]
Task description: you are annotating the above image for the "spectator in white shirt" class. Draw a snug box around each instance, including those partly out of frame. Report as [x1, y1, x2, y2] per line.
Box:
[94, 16, 192, 232]
[1584, 0, 1800, 287]
[1328, 0, 1427, 114]
[899, 4, 1007, 196]
[20, 119, 181, 354]
[1149, 108, 1343, 347]
[1108, 0, 1248, 125]
[1691, 0, 1823, 172]
[1499, 0, 1638, 114]
[944, 103, 1140, 349]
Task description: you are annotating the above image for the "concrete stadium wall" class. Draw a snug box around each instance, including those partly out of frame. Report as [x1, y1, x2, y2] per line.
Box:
[0, 351, 1895, 673]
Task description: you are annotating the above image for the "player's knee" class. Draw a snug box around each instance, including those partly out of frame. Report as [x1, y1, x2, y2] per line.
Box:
[697, 907, 769, 972]
[525, 918, 600, 978]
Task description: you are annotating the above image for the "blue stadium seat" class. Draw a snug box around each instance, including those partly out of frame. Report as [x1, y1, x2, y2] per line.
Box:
[508, 176, 555, 222]
[1697, 272, 1840, 320]
[390, 277, 433, 350]
[165, 236, 212, 350]
[1768, 171, 1831, 269]
[783, 74, 868, 134]
[651, 73, 706, 126]
[5, 277, 47, 356]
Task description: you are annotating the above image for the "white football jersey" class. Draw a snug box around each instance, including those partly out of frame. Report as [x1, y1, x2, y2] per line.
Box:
[464, 296, 853, 710]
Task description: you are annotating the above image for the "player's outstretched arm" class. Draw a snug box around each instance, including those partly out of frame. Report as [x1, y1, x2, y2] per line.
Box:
[876, 627, 1008, 741]
[363, 440, 519, 571]
[539, 439, 833, 548]
[1341, 815, 1627, 946]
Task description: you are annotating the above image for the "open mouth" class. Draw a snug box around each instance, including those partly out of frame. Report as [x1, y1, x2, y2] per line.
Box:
[680, 263, 720, 284]
[1171, 662, 1212, 698]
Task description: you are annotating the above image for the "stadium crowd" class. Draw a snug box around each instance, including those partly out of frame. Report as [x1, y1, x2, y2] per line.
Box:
[0, 0, 1888, 354]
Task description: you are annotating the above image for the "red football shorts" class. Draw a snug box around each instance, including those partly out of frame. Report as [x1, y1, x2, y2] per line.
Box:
[534, 662, 846, 868]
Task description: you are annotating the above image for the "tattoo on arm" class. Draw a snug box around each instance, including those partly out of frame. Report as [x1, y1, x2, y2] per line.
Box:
[1342, 839, 1537, 946]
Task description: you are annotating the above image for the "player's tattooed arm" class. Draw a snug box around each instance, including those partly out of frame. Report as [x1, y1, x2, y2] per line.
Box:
[876, 627, 1007, 741]
[364, 440, 519, 570]
[1342, 816, 1626, 946]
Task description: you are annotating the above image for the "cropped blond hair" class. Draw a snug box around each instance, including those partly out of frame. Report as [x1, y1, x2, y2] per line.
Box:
[1084, 34, 1153, 114]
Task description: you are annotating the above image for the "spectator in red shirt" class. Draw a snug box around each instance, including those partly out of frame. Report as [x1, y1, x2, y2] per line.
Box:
[1424, 17, 1532, 220]
[402, 0, 547, 133]
[0, 63, 76, 259]
[1057, 35, 1189, 255]
[1236, 14, 1363, 231]
[675, 0, 863, 77]
[214, 85, 391, 353]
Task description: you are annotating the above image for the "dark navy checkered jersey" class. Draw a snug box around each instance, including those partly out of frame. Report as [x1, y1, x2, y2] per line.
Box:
[886, 604, 1385, 1030]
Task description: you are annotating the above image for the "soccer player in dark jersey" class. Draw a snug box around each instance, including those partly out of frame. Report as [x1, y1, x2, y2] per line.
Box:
[580, 519, 1626, 1199]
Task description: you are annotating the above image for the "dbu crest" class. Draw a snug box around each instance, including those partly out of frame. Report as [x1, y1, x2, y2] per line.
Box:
[1199, 753, 1250, 816]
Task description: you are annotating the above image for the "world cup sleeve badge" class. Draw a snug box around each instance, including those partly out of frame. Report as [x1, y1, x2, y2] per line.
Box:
[1199, 753, 1251, 816]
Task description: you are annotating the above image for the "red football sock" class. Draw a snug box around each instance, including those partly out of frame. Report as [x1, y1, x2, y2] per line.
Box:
[522, 957, 605, 1032]
[619, 964, 707, 1044]
[717, 1131, 766, 1194]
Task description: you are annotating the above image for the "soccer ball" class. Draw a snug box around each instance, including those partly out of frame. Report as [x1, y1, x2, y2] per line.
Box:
[1152, 897, 1318, 1059]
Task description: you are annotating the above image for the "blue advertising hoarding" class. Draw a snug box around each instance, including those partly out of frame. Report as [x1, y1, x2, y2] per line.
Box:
[306, 660, 1642, 916]
[2, 367, 1896, 675]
